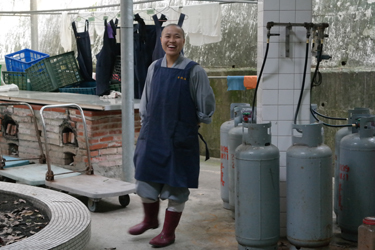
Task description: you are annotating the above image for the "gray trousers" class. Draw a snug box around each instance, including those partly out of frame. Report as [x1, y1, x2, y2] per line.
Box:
[136, 180, 190, 203]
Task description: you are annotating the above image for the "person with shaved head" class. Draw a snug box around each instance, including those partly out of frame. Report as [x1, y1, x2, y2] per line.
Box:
[130, 24, 216, 248]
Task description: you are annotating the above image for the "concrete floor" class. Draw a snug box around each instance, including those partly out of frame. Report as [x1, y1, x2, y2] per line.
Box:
[83, 157, 358, 250]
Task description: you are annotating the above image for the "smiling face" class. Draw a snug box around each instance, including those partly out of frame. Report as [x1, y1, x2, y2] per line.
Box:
[161, 24, 185, 64]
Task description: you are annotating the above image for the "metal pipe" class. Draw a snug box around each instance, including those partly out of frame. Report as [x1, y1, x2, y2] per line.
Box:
[208, 76, 229, 79]
[188, 0, 258, 4]
[0, 1, 163, 15]
[121, 0, 135, 183]
[30, 0, 38, 51]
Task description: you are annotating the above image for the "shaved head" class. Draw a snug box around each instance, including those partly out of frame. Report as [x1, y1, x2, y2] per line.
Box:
[161, 24, 185, 38]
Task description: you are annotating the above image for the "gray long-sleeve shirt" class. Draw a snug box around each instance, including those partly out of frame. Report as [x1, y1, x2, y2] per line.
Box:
[139, 55, 216, 125]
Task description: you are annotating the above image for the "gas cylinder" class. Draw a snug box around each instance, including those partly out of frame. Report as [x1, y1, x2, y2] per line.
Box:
[287, 123, 332, 248]
[227, 107, 252, 217]
[220, 103, 249, 209]
[333, 108, 370, 224]
[338, 116, 375, 242]
[235, 122, 279, 250]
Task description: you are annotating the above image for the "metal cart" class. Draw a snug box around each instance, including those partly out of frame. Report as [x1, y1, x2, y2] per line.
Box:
[40, 103, 136, 212]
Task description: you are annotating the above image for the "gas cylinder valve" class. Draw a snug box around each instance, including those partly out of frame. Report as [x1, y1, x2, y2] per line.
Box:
[242, 112, 251, 123]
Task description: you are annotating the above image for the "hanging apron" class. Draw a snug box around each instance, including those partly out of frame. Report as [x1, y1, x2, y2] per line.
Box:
[72, 20, 93, 81]
[151, 13, 185, 62]
[96, 19, 119, 95]
[134, 60, 200, 188]
[133, 14, 149, 99]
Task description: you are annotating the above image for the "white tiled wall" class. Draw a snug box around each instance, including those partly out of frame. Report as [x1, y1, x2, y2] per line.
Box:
[257, 0, 313, 237]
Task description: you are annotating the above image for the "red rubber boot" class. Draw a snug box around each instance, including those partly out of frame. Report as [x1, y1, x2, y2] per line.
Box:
[128, 200, 159, 235]
[149, 210, 182, 248]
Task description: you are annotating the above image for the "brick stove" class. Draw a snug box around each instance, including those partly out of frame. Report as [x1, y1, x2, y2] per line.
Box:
[0, 102, 141, 179]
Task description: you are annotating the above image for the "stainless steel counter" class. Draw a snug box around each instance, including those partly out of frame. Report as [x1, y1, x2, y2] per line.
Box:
[0, 90, 140, 111]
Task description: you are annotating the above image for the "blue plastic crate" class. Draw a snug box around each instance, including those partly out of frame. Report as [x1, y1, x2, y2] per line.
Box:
[59, 81, 96, 95]
[5, 49, 49, 72]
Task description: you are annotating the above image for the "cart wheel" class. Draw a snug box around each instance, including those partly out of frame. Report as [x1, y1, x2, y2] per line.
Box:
[0, 176, 13, 182]
[87, 198, 99, 212]
[119, 195, 130, 207]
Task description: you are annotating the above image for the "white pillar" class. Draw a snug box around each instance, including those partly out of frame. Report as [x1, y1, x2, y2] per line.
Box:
[257, 0, 313, 237]
[30, 0, 38, 51]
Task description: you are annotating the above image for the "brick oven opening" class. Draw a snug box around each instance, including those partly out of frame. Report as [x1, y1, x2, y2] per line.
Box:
[64, 152, 75, 166]
[8, 143, 18, 157]
[2, 115, 18, 140]
[61, 126, 77, 147]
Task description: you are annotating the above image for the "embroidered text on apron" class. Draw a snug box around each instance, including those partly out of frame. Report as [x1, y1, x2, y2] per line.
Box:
[134, 60, 200, 188]
[72, 20, 93, 81]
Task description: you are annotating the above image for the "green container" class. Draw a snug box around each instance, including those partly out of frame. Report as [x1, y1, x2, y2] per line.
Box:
[59, 81, 96, 95]
[25, 51, 82, 92]
[2, 71, 30, 90]
[109, 83, 121, 92]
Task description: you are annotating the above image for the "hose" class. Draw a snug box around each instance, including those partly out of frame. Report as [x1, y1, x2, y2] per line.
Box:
[310, 108, 354, 128]
[251, 40, 269, 123]
[294, 39, 310, 125]
[311, 43, 323, 88]
[311, 108, 347, 121]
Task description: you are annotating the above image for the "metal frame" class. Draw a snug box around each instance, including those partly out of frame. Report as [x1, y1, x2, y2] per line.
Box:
[39, 103, 92, 181]
[0, 1, 163, 15]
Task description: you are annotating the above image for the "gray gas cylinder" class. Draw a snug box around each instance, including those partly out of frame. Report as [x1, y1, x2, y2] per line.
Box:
[287, 123, 332, 248]
[235, 122, 280, 250]
[338, 116, 375, 242]
[333, 108, 370, 224]
[220, 103, 249, 209]
[227, 108, 252, 217]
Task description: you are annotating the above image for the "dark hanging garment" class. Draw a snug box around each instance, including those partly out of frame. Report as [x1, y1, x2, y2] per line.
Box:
[133, 14, 148, 99]
[151, 14, 167, 62]
[95, 19, 120, 96]
[151, 13, 186, 62]
[72, 20, 94, 81]
[133, 14, 159, 99]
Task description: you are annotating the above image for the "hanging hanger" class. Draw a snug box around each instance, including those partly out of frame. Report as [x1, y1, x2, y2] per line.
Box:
[154, 6, 170, 16]
[152, 6, 188, 22]
[69, 11, 119, 32]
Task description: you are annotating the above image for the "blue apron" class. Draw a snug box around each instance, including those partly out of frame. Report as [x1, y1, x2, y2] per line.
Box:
[72, 20, 93, 82]
[96, 19, 120, 95]
[134, 59, 200, 188]
[133, 14, 157, 99]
